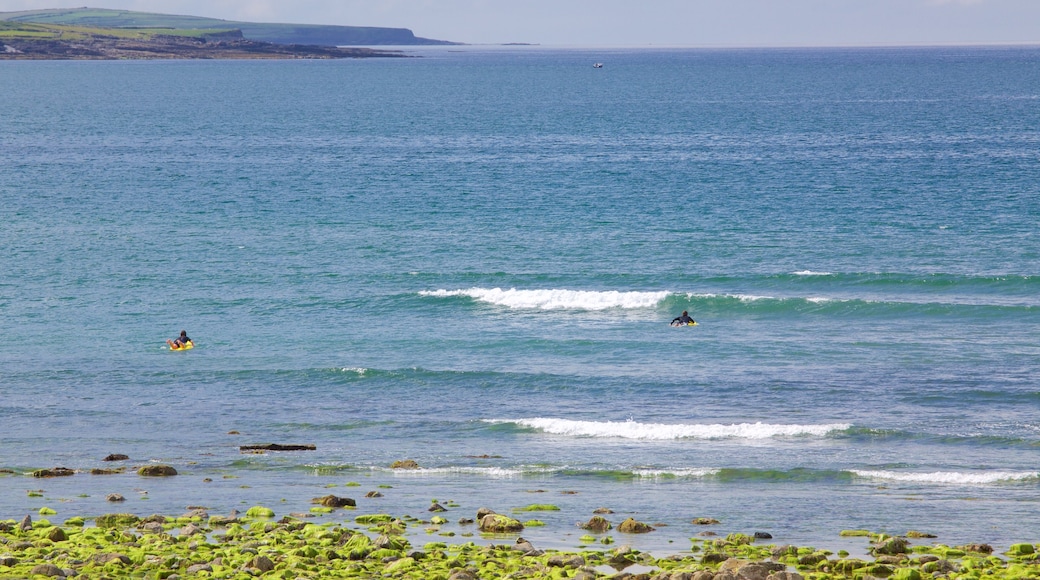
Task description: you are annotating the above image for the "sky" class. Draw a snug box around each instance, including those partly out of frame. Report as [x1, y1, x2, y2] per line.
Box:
[1, 0, 1039, 47]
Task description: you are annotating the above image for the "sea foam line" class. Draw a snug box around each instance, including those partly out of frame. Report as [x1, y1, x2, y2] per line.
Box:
[420, 288, 670, 310]
[487, 418, 851, 440]
[851, 469, 1040, 485]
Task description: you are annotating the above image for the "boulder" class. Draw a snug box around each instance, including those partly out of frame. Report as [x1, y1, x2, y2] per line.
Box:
[138, 464, 177, 477]
[106, 493, 125, 502]
[390, 459, 419, 469]
[476, 507, 497, 520]
[617, 517, 654, 533]
[872, 537, 909, 555]
[91, 553, 130, 565]
[314, 495, 356, 508]
[18, 514, 32, 532]
[581, 516, 612, 532]
[593, 507, 615, 514]
[429, 502, 447, 512]
[478, 513, 523, 533]
[693, 517, 721, 525]
[32, 467, 74, 478]
[103, 454, 129, 461]
[46, 527, 67, 542]
[250, 555, 275, 572]
[29, 563, 65, 577]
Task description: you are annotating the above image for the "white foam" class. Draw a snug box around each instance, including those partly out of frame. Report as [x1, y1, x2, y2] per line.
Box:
[386, 466, 534, 478]
[793, 270, 833, 276]
[420, 288, 670, 310]
[851, 469, 1040, 485]
[488, 418, 850, 440]
[633, 468, 720, 478]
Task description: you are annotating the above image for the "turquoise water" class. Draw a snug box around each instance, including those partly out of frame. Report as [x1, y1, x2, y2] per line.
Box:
[2, 46, 1039, 553]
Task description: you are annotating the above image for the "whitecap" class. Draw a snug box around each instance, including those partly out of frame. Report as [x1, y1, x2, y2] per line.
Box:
[420, 288, 670, 310]
[487, 418, 851, 440]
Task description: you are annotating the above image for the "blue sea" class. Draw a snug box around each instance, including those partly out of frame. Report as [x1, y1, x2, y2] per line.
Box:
[2, 46, 1039, 555]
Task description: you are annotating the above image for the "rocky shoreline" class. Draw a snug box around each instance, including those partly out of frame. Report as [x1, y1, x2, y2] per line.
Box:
[1, 501, 1037, 579]
[0, 33, 405, 60]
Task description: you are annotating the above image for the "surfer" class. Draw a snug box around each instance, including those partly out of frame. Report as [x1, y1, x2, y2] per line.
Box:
[167, 330, 192, 349]
[670, 311, 696, 326]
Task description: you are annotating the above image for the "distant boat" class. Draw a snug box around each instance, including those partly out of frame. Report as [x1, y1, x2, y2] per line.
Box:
[593, 63, 603, 68]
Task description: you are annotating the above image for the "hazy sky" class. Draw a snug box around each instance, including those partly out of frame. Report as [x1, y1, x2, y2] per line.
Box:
[2, 0, 1039, 47]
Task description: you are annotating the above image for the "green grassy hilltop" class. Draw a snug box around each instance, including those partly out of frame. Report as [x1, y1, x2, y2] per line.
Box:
[0, 7, 457, 45]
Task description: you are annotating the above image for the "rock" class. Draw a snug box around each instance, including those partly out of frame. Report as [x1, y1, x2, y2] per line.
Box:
[514, 537, 543, 556]
[693, 517, 721, 525]
[390, 459, 419, 469]
[250, 555, 275, 572]
[138, 465, 177, 477]
[701, 553, 729, 565]
[581, 516, 612, 532]
[960, 543, 993, 554]
[478, 513, 524, 533]
[18, 514, 32, 532]
[428, 502, 447, 512]
[186, 563, 212, 574]
[179, 523, 204, 536]
[593, 507, 615, 514]
[46, 527, 67, 542]
[30, 563, 65, 577]
[106, 494, 125, 502]
[0, 556, 17, 567]
[239, 443, 315, 451]
[905, 530, 937, 538]
[872, 536, 909, 555]
[91, 553, 130, 565]
[365, 491, 383, 498]
[766, 573, 804, 580]
[140, 522, 165, 534]
[91, 468, 124, 475]
[476, 507, 497, 520]
[1007, 543, 1035, 557]
[729, 561, 785, 580]
[314, 495, 356, 508]
[692, 571, 714, 580]
[32, 467, 75, 478]
[448, 570, 478, 580]
[771, 545, 798, 559]
[103, 454, 129, 461]
[617, 517, 654, 533]
[753, 532, 772, 539]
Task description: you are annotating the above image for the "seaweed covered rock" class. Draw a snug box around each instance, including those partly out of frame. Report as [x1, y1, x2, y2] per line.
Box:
[137, 464, 177, 477]
[582, 515, 612, 532]
[617, 517, 654, 533]
[313, 494, 356, 508]
[478, 513, 523, 533]
[390, 459, 419, 469]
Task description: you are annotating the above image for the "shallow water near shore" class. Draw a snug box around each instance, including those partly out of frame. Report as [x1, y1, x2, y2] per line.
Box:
[1, 46, 1039, 555]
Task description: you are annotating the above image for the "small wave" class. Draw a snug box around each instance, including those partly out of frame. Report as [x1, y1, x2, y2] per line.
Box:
[851, 469, 1040, 485]
[634, 468, 720, 478]
[487, 418, 851, 440]
[420, 288, 670, 310]
[792, 270, 834, 276]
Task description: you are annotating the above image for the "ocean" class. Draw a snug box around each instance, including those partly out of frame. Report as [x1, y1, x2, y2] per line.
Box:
[1, 46, 1038, 555]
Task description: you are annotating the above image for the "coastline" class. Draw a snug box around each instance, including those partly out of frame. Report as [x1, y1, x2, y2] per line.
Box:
[3, 466, 1038, 578]
[1, 499, 1036, 579]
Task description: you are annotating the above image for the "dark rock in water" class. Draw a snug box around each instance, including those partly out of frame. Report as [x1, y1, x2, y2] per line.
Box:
[313, 495, 356, 508]
[906, 530, 937, 538]
[960, 543, 993, 554]
[239, 443, 316, 451]
[593, 507, 615, 514]
[390, 459, 419, 469]
[754, 531, 773, 539]
[616, 517, 654, 533]
[692, 517, 720, 525]
[476, 507, 497, 520]
[91, 467, 125, 475]
[428, 502, 447, 512]
[106, 494, 125, 502]
[103, 454, 129, 461]
[365, 491, 383, 498]
[699, 530, 718, 537]
[32, 467, 75, 478]
[581, 516, 612, 532]
[458, 517, 474, 524]
[138, 464, 177, 476]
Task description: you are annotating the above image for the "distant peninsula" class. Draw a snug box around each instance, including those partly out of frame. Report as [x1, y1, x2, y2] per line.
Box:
[0, 7, 459, 60]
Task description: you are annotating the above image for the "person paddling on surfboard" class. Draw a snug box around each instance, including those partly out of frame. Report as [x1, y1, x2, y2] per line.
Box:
[167, 330, 192, 349]
[670, 311, 696, 326]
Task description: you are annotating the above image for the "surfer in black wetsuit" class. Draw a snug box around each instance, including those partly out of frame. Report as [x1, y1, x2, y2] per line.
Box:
[670, 311, 696, 326]
[167, 330, 191, 348]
